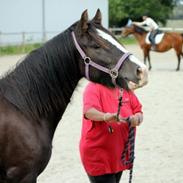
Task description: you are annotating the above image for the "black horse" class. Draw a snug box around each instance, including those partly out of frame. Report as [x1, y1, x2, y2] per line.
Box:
[0, 9, 148, 183]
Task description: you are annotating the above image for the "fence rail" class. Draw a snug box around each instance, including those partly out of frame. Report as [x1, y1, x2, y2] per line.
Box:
[0, 31, 60, 46]
[0, 27, 183, 46]
[110, 27, 183, 35]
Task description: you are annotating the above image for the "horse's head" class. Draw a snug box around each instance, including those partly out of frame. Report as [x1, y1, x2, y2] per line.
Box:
[73, 9, 148, 90]
[122, 24, 136, 37]
[122, 24, 147, 37]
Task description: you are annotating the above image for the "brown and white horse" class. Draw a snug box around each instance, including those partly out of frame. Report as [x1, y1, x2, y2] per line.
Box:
[122, 24, 183, 70]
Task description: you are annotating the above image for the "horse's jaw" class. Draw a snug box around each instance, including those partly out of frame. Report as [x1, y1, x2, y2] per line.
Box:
[128, 80, 148, 90]
[127, 67, 148, 90]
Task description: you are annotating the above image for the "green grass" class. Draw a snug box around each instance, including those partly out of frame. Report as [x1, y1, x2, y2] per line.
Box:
[0, 37, 137, 56]
[0, 43, 42, 56]
[118, 36, 137, 45]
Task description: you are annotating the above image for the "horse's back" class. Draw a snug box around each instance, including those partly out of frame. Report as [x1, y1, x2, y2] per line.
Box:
[164, 32, 183, 51]
[163, 32, 182, 42]
[0, 96, 52, 182]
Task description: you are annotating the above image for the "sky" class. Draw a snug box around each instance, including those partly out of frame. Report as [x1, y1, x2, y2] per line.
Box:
[0, 0, 108, 44]
[0, 0, 108, 33]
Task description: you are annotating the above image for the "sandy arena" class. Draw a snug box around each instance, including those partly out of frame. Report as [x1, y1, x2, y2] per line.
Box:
[0, 45, 183, 183]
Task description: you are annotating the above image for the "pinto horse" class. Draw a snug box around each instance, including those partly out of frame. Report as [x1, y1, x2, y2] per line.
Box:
[0, 9, 148, 183]
[122, 24, 183, 70]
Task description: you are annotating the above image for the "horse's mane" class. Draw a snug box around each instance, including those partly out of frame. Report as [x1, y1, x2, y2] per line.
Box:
[0, 24, 81, 121]
[133, 24, 148, 35]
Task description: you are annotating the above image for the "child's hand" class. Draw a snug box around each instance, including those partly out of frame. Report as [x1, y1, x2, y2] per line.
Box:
[129, 113, 143, 127]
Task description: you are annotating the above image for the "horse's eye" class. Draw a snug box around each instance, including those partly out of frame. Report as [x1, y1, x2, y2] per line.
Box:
[93, 44, 100, 49]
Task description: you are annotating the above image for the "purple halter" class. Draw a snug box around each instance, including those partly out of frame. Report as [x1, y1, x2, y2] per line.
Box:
[71, 31, 131, 86]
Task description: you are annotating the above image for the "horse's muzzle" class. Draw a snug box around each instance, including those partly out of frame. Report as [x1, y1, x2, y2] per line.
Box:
[137, 67, 148, 87]
[128, 67, 148, 90]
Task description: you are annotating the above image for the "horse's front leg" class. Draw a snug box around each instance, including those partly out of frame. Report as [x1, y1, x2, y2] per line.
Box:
[143, 53, 147, 65]
[143, 48, 152, 70]
[147, 52, 152, 70]
[176, 54, 181, 71]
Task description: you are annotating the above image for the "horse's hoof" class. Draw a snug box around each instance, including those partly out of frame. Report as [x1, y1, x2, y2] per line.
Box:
[149, 66, 152, 71]
[176, 68, 180, 71]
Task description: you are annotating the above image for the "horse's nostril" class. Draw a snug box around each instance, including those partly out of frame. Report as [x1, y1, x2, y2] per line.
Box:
[137, 67, 142, 78]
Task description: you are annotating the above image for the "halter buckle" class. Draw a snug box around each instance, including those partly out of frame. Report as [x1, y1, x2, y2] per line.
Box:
[110, 69, 118, 79]
[84, 57, 91, 65]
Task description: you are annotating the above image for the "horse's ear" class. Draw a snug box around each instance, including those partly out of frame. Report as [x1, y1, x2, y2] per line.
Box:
[78, 9, 88, 32]
[92, 9, 102, 25]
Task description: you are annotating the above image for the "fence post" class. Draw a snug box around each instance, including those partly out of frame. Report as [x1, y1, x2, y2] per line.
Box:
[22, 32, 25, 46]
[0, 31, 2, 46]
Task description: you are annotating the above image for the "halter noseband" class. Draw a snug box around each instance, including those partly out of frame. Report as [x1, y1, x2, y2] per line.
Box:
[71, 31, 132, 86]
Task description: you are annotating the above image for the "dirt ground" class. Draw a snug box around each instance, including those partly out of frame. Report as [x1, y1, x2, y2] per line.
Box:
[0, 45, 183, 183]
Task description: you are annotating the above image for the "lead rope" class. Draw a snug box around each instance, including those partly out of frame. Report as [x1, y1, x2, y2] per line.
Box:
[121, 124, 135, 183]
[116, 89, 135, 183]
[116, 88, 123, 121]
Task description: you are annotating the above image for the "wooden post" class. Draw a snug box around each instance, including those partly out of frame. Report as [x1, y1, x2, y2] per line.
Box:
[22, 32, 25, 46]
[0, 31, 2, 46]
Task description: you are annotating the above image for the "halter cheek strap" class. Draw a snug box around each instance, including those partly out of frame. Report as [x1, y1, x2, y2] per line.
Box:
[71, 31, 131, 86]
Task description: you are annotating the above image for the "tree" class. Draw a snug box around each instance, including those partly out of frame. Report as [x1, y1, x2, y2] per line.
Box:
[109, 0, 176, 27]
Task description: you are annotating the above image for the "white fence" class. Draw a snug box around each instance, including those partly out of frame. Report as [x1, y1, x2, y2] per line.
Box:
[110, 27, 183, 36]
[0, 27, 183, 46]
[0, 31, 60, 46]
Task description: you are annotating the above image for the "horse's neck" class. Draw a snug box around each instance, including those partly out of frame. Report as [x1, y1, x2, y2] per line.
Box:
[1, 30, 81, 139]
[44, 79, 80, 140]
[42, 36, 81, 135]
[133, 32, 147, 46]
